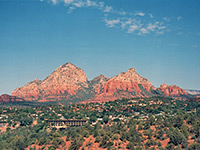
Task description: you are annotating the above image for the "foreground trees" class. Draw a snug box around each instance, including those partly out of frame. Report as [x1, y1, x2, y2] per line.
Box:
[0, 97, 199, 149]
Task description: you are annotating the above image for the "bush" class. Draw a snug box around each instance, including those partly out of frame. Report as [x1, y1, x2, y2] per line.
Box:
[112, 134, 119, 140]
[103, 116, 109, 124]
[99, 135, 109, 147]
[168, 127, 186, 146]
[165, 143, 175, 150]
[48, 146, 56, 150]
[188, 143, 200, 150]
[126, 142, 135, 150]
[95, 136, 101, 143]
[69, 138, 84, 150]
[38, 137, 48, 145]
[52, 138, 65, 148]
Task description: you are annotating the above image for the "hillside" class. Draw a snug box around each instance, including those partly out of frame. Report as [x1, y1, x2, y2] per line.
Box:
[0, 97, 199, 150]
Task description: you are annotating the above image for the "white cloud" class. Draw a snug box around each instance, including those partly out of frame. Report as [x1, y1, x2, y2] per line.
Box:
[121, 18, 133, 29]
[119, 10, 126, 16]
[104, 6, 112, 12]
[158, 26, 166, 30]
[86, 0, 97, 7]
[163, 17, 170, 22]
[43, 0, 170, 36]
[73, 2, 84, 7]
[135, 12, 145, 16]
[98, 1, 104, 8]
[177, 16, 182, 21]
[64, 0, 74, 5]
[156, 31, 164, 35]
[146, 22, 166, 33]
[149, 13, 153, 18]
[51, 0, 58, 5]
[139, 28, 149, 34]
[128, 25, 139, 33]
[147, 22, 158, 31]
[104, 19, 120, 27]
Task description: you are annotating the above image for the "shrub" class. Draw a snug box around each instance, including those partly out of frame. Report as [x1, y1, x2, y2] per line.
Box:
[126, 142, 135, 150]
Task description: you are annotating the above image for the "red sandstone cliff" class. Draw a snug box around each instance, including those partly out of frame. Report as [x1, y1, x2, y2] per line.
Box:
[12, 63, 189, 103]
[87, 67, 156, 102]
[12, 63, 89, 101]
[157, 83, 188, 97]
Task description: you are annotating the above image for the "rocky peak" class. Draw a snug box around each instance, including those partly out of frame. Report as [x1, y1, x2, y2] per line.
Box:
[113, 68, 151, 84]
[158, 83, 188, 97]
[88, 75, 107, 95]
[56, 62, 79, 71]
[160, 83, 169, 88]
[12, 63, 190, 102]
[42, 62, 88, 85]
[12, 62, 90, 101]
[26, 78, 42, 86]
[91, 74, 109, 82]
[89, 74, 109, 89]
[127, 67, 136, 72]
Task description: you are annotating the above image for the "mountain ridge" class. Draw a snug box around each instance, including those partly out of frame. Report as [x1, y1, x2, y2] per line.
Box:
[12, 62, 190, 103]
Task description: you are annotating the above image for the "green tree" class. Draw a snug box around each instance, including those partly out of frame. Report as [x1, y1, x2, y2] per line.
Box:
[188, 143, 200, 150]
[127, 142, 135, 150]
[120, 132, 127, 142]
[168, 127, 187, 146]
[99, 135, 109, 147]
[181, 124, 189, 138]
[103, 116, 109, 124]
[52, 137, 65, 148]
[172, 116, 183, 129]
[69, 138, 83, 150]
[165, 143, 175, 150]
[90, 116, 97, 123]
[38, 137, 48, 146]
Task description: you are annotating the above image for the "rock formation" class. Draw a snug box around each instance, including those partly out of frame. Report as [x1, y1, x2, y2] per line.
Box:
[12, 62, 189, 103]
[87, 67, 156, 102]
[0, 94, 24, 103]
[12, 63, 89, 101]
[158, 83, 188, 97]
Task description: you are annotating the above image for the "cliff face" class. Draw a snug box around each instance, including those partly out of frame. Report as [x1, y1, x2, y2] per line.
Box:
[12, 63, 189, 103]
[12, 63, 89, 101]
[158, 83, 188, 97]
[87, 68, 156, 103]
[89, 75, 109, 95]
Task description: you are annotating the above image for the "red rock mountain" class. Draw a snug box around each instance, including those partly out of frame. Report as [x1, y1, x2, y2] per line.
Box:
[12, 63, 189, 103]
[12, 63, 89, 101]
[158, 83, 188, 97]
[87, 68, 156, 102]
[0, 94, 24, 103]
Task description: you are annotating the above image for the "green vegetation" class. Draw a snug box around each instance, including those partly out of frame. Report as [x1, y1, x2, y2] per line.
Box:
[0, 96, 199, 149]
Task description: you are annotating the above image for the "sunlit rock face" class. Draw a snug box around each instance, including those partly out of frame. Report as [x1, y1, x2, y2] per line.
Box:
[158, 83, 188, 97]
[12, 63, 89, 101]
[86, 67, 155, 103]
[12, 63, 189, 103]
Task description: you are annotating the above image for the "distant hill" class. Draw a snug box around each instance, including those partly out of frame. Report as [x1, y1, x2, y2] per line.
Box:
[185, 89, 200, 95]
[0, 94, 24, 103]
[12, 62, 190, 103]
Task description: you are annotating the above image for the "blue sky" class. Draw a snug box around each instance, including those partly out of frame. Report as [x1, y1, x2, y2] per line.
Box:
[0, 0, 200, 95]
